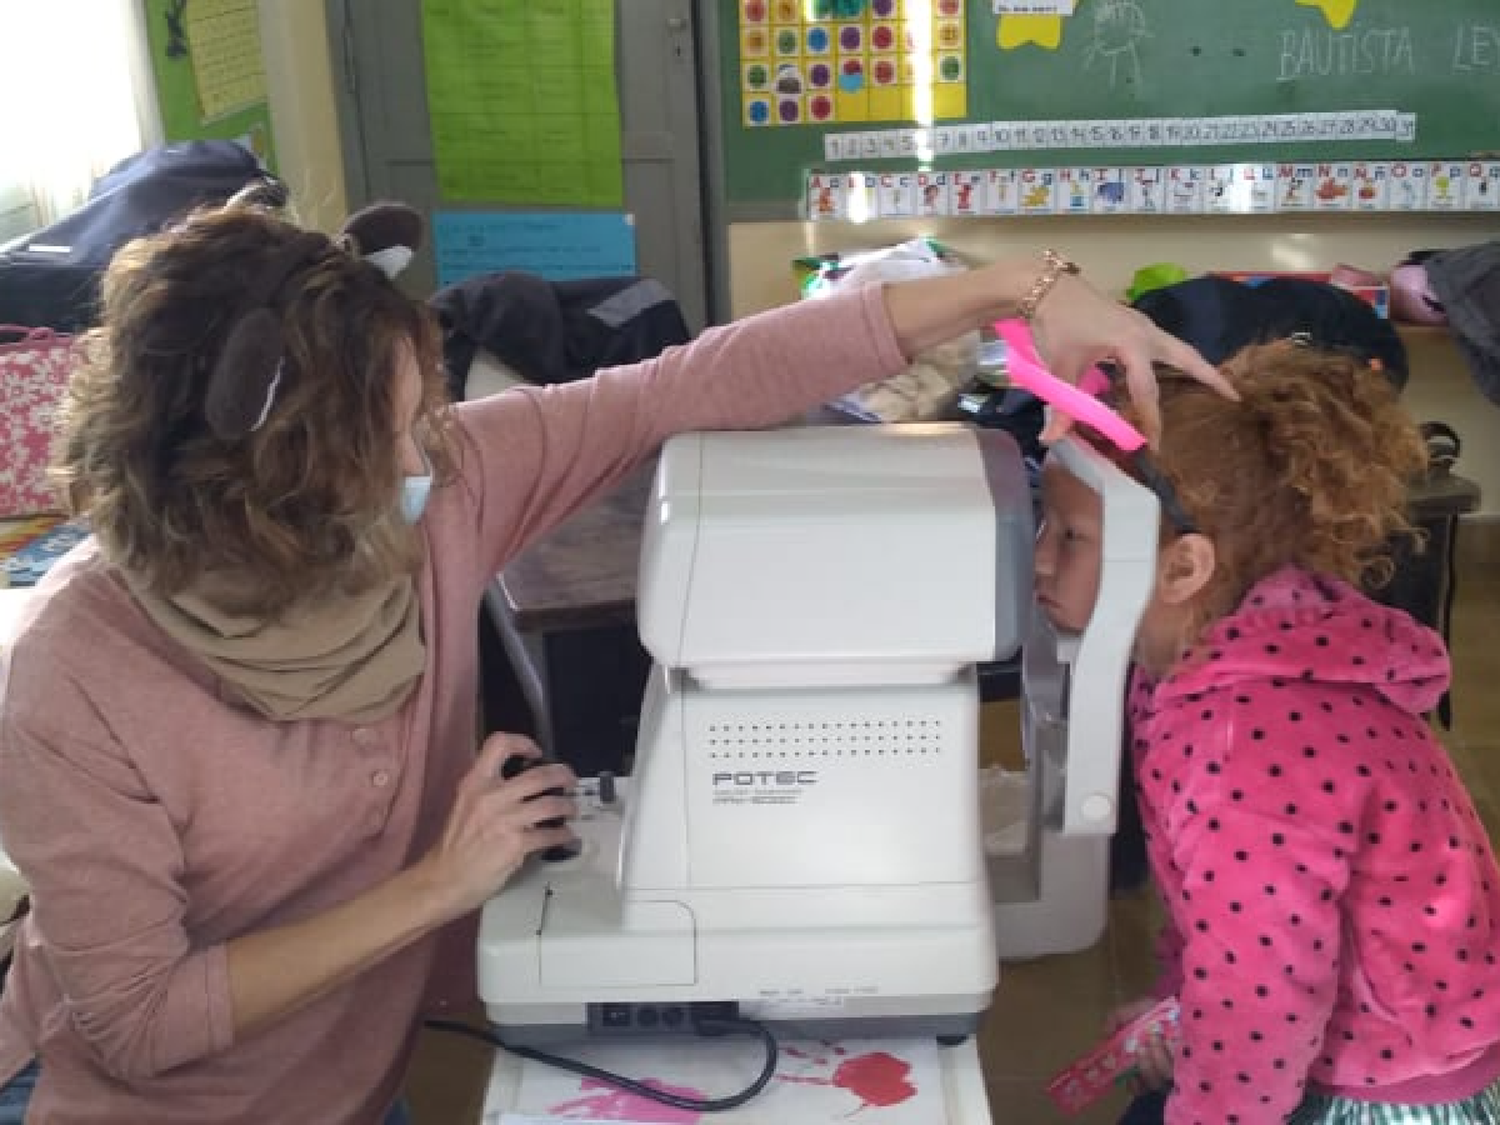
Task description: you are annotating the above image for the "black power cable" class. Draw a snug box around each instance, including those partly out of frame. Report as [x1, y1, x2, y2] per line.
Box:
[425, 1014, 779, 1114]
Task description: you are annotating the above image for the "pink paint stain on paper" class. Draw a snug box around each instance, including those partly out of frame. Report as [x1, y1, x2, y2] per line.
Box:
[779, 1046, 919, 1114]
[547, 1077, 705, 1123]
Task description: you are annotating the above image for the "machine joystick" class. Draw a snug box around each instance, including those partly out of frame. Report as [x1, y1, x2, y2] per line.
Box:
[501, 755, 579, 862]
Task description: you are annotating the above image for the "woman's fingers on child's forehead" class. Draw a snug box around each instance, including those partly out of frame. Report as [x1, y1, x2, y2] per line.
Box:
[1164, 338, 1238, 399]
[1115, 349, 1164, 442]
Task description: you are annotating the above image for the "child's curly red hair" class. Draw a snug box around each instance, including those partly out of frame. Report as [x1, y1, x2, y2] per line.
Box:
[1118, 341, 1429, 626]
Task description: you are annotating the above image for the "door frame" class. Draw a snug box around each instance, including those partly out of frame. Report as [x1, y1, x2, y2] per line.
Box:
[324, 0, 729, 325]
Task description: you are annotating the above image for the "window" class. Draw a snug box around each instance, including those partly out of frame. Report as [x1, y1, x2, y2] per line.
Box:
[0, 0, 157, 242]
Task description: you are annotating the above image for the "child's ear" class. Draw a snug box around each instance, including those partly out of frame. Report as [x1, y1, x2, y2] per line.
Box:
[1156, 532, 1216, 606]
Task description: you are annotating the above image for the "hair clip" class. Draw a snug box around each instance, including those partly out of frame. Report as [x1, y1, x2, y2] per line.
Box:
[203, 231, 328, 440]
[248, 358, 284, 433]
[338, 203, 424, 280]
[201, 204, 426, 441]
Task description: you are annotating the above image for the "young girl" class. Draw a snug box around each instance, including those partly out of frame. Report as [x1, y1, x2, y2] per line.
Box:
[1034, 341, 1500, 1125]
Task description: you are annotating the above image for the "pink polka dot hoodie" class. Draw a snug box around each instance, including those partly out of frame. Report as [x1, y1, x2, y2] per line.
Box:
[1128, 566, 1500, 1124]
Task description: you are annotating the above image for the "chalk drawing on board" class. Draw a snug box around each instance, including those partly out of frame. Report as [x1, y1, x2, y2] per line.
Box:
[1083, 0, 1151, 88]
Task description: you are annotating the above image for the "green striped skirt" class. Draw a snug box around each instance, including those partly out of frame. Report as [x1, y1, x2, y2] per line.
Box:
[1287, 1080, 1500, 1125]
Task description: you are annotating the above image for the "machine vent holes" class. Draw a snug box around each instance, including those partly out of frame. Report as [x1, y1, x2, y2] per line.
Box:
[704, 718, 942, 758]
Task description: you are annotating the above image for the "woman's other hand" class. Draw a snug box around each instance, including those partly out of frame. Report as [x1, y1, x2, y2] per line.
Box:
[418, 733, 577, 921]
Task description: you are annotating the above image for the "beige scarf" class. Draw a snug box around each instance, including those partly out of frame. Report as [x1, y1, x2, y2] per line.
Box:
[127, 574, 426, 724]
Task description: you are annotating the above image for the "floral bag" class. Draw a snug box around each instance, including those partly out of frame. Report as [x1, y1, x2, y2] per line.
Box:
[0, 325, 75, 518]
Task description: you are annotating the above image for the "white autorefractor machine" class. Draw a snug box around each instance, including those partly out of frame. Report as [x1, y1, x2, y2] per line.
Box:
[479, 423, 1157, 1046]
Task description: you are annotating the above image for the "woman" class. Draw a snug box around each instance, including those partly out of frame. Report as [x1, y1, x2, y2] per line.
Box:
[0, 199, 1221, 1123]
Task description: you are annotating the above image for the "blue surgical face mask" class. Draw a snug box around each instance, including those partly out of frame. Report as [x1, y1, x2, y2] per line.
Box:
[400, 445, 433, 524]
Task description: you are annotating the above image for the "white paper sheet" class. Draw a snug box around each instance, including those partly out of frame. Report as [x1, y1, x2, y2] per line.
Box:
[508, 1037, 944, 1124]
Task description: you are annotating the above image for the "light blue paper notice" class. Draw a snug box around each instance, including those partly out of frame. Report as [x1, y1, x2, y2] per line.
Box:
[432, 211, 637, 288]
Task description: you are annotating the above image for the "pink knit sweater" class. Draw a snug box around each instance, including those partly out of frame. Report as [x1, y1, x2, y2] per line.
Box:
[0, 288, 907, 1124]
[1130, 567, 1500, 1124]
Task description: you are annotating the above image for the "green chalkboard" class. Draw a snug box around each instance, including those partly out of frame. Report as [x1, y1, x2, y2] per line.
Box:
[142, 0, 277, 168]
[720, 0, 1500, 207]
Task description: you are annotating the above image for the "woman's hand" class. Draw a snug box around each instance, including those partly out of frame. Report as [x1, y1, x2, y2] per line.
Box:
[417, 733, 578, 922]
[1028, 270, 1237, 444]
[1105, 998, 1175, 1092]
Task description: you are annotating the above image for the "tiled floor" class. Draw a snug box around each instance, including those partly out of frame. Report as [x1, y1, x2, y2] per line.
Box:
[404, 522, 1500, 1123]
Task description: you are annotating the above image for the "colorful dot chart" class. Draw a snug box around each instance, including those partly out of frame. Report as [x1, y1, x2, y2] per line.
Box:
[740, 0, 968, 128]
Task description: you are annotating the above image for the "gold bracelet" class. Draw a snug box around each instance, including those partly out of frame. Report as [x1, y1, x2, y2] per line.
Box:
[1019, 249, 1081, 322]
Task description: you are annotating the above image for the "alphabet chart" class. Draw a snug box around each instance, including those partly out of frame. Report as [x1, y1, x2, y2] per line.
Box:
[807, 159, 1500, 219]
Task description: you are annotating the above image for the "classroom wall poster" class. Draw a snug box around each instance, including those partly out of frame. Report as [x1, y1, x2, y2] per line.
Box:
[431, 211, 637, 288]
[422, 0, 624, 207]
[142, 0, 275, 166]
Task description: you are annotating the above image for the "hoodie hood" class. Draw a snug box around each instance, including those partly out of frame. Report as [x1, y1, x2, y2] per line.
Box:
[1155, 566, 1450, 716]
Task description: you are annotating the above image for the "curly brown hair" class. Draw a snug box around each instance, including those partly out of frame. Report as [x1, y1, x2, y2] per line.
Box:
[54, 204, 454, 618]
[1117, 341, 1428, 626]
